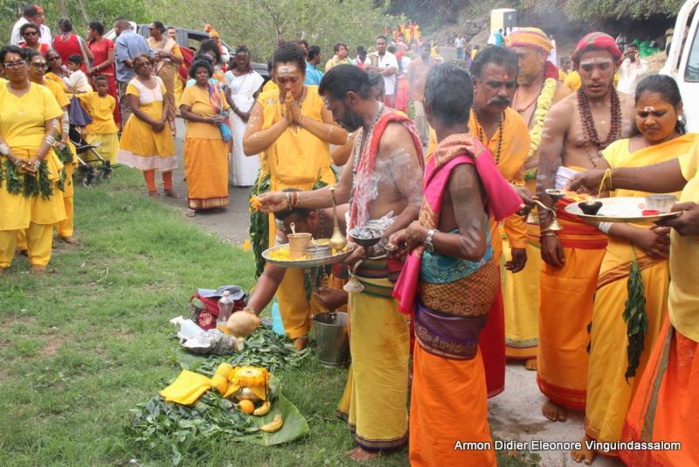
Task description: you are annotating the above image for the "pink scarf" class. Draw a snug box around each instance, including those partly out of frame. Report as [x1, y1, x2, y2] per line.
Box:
[392, 133, 522, 314]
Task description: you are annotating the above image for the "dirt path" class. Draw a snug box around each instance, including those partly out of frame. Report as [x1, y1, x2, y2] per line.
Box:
[162, 119, 622, 467]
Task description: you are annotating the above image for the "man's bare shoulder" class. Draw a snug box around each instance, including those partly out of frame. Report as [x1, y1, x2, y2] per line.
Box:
[546, 92, 576, 127]
[379, 121, 420, 156]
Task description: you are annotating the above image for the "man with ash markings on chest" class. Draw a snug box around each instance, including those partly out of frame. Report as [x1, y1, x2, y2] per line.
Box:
[258, 65, 424, 461]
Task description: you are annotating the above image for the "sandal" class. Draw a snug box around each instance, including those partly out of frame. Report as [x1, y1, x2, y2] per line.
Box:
[185, 208, 196, 217]
[164, 189, 181, 199]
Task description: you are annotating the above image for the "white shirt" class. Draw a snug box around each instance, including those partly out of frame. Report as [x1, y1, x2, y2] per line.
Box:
[370, 51, 398, 95]
[63, 70, 92, 93]
[10, 18, 52, 46]
[617, 58, 649, 94]
[455, 37, 466, 49]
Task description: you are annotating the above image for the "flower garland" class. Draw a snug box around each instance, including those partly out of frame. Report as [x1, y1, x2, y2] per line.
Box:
[523, 77, 558, 182]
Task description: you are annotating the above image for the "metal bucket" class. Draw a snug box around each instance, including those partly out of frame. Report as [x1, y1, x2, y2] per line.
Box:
[313, 312, 350, 368]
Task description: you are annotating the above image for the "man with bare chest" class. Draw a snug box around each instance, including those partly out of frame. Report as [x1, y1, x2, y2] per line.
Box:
[535, 32, 635, 423]
[505, 27, 572, 370]
[258, 65, 424, 460]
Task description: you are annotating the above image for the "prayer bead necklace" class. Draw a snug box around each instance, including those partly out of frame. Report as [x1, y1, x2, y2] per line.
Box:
[577, 87, 622, 168]
[474, 111, 504, 165]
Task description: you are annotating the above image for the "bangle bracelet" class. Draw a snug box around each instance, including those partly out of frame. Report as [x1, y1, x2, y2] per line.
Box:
[286, 192, 292, 210]
[541, 231, 557, 237]
[44, 135, 55, 146]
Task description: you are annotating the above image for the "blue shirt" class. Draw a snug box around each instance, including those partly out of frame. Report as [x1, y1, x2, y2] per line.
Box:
[494, 31, 504, 47]
[115, 29, 151, 83]
[304, 62, 324, 86]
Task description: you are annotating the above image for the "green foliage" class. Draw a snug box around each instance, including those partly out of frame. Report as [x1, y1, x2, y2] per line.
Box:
[564, 0, 684, 21]
[148, 0, 400, 62]
[622, 250, 649, 382]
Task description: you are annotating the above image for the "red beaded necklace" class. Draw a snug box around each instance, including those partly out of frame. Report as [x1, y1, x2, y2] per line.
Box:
[577, 87, 622, 167]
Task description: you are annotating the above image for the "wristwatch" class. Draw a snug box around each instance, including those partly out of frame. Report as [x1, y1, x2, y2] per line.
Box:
[424, 228, 438, 253]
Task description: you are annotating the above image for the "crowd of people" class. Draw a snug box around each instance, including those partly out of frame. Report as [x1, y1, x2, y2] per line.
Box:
[1, 6, 697, 467]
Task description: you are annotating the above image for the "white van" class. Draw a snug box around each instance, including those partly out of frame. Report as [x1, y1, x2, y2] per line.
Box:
[661, 0, 699, 132]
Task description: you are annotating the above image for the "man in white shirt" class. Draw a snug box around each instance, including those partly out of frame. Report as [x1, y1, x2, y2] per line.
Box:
[455, 33, 466, 60]
[367, 35, 398, 107]
[10, 5, 51, 46]
[617, 43, 649, 94]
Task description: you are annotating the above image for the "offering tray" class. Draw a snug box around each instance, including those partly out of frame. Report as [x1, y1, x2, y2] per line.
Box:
[564, 197, 682, 223]
[263, 242, 354, 268]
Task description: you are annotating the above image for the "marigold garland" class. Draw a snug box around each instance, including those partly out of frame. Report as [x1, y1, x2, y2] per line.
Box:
[523, 77, 558, 182]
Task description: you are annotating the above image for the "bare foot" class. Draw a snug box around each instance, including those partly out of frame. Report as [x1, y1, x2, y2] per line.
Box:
[292, 335, 309, 351]
[345, 446, 380, 461]
[542, 400, 568, 422]
[61, 236, 78, 245]
[571, 436, 595, 464]
[30, 265, 47, 275]
[524, 358, 538, 371]
[164, 189, 181, 199]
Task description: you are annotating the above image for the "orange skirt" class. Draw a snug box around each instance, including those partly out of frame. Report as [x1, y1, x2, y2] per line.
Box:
[410, 344, 496, 467]
[620, 318, 699, 466]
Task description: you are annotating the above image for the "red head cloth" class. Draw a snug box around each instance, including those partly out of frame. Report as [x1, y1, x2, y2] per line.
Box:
[571, 32, 622, 65]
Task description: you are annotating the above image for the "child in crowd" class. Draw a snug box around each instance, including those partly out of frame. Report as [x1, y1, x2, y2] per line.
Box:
[77, 75, 119, 164]
[63, 54, 92, 93]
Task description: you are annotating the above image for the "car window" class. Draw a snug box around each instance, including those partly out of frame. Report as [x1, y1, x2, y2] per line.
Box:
[685, 22, 699, 81]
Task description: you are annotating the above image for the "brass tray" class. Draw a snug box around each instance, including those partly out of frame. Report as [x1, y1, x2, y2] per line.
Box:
[564, 196, 682, 223]
[262, 244, 355, 269]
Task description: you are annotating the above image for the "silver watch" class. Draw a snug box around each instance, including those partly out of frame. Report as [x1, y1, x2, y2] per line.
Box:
[424, 228, 438, 253]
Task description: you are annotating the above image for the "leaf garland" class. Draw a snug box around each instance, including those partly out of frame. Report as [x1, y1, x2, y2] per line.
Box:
[523, 77, 557, 182]
[622, 248, 648, 382]
[249, 171, 271, 278]
[0, 159, 59, 199]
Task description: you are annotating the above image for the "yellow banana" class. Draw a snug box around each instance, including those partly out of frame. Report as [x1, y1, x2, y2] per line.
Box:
[259, 414, 283, 433]
[253, 400, 272, 416]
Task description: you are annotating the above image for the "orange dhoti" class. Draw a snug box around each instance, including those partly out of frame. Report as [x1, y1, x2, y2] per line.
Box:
[619, 319, 699, 466]
[537, 201, 607, 410]
[410, 346, 496, 466]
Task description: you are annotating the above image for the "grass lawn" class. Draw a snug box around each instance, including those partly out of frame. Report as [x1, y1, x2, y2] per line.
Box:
[0, 169, 535, 466]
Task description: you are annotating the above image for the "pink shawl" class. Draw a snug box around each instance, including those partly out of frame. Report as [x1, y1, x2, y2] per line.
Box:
[392, 133, 522, 314]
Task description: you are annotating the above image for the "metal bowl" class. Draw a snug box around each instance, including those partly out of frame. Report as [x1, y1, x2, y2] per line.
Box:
[306, 244, 332, 259]
[234, 387, 263, 403]
[349, 226, 383, 248]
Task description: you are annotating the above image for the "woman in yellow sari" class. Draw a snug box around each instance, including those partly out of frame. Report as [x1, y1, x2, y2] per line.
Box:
[243, 42, 348, 349]
[0, 46, 65, 274]
[572, 75, 696, 464]
[179, 59, 229, 216]
[147, 21, 183, 135]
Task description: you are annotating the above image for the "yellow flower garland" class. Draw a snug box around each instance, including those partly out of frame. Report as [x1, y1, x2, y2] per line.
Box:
[524, 78, 558, 181]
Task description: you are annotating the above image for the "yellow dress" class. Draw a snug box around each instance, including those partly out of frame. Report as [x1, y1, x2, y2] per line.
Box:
[181, 85, 230, 210]
[0, 82, 66, 268]
[257, 86, 336, 340]
[77, 92, 119, 164]
[584, 135, 694, 452]
[117, 77, 176, 172]
[43, 79, 77, 239]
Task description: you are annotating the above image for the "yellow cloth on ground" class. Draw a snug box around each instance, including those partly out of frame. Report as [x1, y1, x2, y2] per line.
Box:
[410, 347, 496, 466]
[257, 87, 335, 338]
[672, 139, 699, 341]
[118, 78, 176, 172]
[585, 135, 692, 447]
[78, 92, 119, 134]
[336, 278, 410, 451]
[159, 370, 213, 405]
